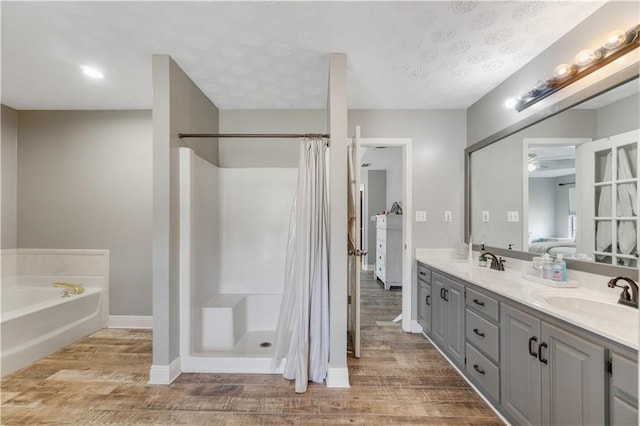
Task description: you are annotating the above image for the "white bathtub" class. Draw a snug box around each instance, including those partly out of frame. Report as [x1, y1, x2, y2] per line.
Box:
[1, 276, 106, 376]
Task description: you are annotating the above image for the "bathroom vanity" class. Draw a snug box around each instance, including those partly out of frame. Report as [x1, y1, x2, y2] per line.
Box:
[416, 252, 638, 425]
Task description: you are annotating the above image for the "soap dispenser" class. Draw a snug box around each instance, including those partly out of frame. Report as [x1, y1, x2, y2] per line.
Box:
[478, 244, 487, 267]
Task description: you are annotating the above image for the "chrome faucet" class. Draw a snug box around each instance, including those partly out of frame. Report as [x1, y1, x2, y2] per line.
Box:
[607, 276, 638, 309]
[484, 252, 506, 271]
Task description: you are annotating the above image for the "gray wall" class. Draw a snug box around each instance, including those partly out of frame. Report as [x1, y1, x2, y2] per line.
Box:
[365, 170, 386, 267]
[384, 147, 403, 210]
[1, 105, 18, 250]
[219, 110, 326, 167]
[528, 174, 575, 242]
[528, 177, 556, 242]
[152, 55, 219, 369]
[16, 110, 152, 315]
[349, 110, 467, 249]
[596, 92, 640, 139]
[467, 1, 639, 145]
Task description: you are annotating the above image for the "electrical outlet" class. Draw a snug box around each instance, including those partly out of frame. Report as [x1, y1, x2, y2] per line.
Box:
[482, 211, 490, 222]
[370, 216, 376, 222]
[416, 211, 427, 222]
[507, 211, 519, 222]
[444, 211, 452, 222]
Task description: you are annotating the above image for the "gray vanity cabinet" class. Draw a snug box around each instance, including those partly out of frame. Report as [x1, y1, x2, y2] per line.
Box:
[501, 304, 605, 425]
[417, 267, 432, 335]
[432, 272, 465, 367]
[610, 351, 638, 425]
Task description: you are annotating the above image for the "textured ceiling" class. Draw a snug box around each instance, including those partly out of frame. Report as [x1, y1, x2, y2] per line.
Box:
[1, 1, 606, 110]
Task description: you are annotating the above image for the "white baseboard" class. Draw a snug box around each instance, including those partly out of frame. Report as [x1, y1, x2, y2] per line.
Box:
[108, 315, 152, 329]
[410, 320, 423, 333]
[148, 357, 181, 385]
[326, 366, 350, 388]
[362, 264, 374, 272]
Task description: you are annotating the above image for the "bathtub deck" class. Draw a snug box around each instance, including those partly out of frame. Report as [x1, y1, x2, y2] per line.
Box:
[0, 272, 503, 425]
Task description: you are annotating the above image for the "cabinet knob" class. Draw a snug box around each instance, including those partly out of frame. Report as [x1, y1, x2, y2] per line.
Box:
[425, 295, 431, 306]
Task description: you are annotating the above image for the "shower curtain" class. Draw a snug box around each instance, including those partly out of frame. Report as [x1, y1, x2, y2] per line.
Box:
[273, 138, 329, 393]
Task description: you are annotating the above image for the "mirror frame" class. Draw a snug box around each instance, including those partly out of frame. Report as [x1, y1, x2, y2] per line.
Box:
[465, 65, 639, 280]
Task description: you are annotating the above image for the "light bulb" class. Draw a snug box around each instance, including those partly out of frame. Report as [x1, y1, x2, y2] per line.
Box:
[81, 65, 104, 79]
[574, 49, 598, 67]
[603, 30, 626, 49]
[528, 163, 537, 172]
[553, 63, 574, 79]
[505, 98, 517, 109]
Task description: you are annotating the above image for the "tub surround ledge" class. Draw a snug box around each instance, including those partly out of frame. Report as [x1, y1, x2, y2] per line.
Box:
[415, 248, 638, 350]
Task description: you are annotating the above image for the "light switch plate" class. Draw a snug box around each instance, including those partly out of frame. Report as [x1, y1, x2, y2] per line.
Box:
[444, 211, 452, 222]
[482, 211, 490, 222]
[416, 211, 427, 222]
[507, 211, 519, 222]
[371, 216, 376, 222]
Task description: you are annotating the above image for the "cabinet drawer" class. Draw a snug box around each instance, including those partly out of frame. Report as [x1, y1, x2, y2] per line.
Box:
[376, 215, 386, 228]
[376, 239, 386, 253]
[466, 287, 499, 321]
[466, 343, 499, 402]
[466, 309, 499, 362]
[417, 264, 431, 284]
[376, 264, 386, 280]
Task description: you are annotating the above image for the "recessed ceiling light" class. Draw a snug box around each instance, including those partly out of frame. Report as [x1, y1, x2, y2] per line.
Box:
[81, 65, 104, 79]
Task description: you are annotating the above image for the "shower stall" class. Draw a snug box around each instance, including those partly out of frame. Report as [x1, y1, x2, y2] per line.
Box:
[178, 147, 297, 373]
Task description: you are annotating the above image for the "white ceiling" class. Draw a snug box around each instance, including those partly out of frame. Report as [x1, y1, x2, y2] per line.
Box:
[1, 1, 606, 110]
[360, 146, 402, 171]
[529, 145, 576, 178]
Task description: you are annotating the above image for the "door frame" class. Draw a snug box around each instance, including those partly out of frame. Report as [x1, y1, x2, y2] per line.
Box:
[355, 137, 413, 333]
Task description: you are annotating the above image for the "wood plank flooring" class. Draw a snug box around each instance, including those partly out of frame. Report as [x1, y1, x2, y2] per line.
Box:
[1, 272, 503, 424]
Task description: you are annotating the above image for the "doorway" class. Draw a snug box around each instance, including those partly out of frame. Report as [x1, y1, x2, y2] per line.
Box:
[358, 138, 413, 334]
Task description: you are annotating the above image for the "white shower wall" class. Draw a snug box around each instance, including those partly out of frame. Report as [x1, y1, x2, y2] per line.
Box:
[218, 168, 297, 294]
[179, 149, 220, 354]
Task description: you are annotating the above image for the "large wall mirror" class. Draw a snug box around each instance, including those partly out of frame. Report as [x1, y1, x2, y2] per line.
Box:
[466, 71, 639, 278]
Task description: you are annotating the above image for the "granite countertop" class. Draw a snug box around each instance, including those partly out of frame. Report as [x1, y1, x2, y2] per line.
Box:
[416, 250, 638, 350]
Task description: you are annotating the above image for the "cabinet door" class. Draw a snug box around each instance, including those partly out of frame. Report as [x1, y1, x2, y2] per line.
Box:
[418, 282, 432, 335]
[445, 278, 465, 366]
[431, 274, 446, 348]
[610, 352, 639, 426]
[541, 323, 605, 426]
[501, 304, 542, 425]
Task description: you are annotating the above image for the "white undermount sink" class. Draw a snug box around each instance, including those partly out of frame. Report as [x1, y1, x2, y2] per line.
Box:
[533, 292, 638, 324]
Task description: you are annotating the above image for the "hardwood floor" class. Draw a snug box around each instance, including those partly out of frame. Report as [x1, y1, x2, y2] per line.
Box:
[1, 272, 503, 425]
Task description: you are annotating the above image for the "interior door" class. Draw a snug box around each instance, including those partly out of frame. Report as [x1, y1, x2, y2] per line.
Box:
[347, 126, 362, 358]
[577, 129, 639, 266]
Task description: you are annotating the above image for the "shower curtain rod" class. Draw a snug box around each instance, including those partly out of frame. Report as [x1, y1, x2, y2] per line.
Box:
[178, 133, 330, 139]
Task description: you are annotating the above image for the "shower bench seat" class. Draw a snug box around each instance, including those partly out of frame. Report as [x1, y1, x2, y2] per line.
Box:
[200, 293, 281, 351]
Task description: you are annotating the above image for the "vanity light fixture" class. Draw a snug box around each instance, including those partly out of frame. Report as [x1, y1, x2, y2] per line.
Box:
[81, 65, 104, 79]
[514, 24, 639, 112]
